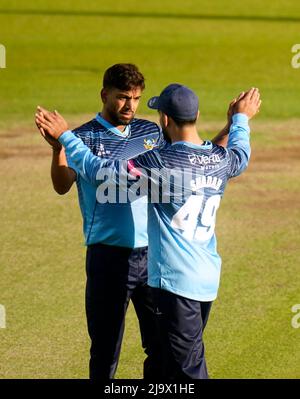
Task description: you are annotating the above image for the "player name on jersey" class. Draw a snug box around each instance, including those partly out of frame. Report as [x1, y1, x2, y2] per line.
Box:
[191, 175, 223, 192]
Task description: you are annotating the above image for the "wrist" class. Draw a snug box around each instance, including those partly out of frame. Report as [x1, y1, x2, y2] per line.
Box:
[52, 145, 62, 154]
[223, 122, 230, 134]
[232, 113, 249, 124]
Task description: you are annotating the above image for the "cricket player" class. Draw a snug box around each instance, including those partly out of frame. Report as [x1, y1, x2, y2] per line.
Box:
[36, 64, 245, 379]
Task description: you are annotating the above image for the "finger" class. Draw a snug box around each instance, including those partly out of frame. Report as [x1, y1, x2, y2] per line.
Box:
[253, 92, 260, 106]
[44, 111, 57, 123]
[36, 114, 55, 130]
[35, 118, 46, 137]
[255, 100, 262, 114]
[250, 91, 258, 104]
[35, 112, 46, 122]
[37, 120, 49, 130]
[36, 122, 45, 136]
[254, 92, 261, 106]
[35, 114, 47, 127]
[37, 105, 53, 114]
[37, 106, 56, 122]
[54, 110, 67, 125]
[245, 87, 255, 100]
[237, 91, 245, 101]
[35, 119, 46, 133]
[54, 109, 63, 121]
[38, 121, 55, 135]
[36, 112, 52, 125]
[37, 106, 50, 116]
[35, 118, 41, 129]
[250, 88, 259, 101]
[37, 121, 48, 132]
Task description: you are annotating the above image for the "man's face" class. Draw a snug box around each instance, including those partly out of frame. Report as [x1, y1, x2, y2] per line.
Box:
[101, 86, 142, 126]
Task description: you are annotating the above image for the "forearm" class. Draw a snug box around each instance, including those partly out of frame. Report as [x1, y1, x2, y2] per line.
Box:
[58, 131, 113, 185]
[211, 123, 230, 147]
[228, 113, 250, 149]
[227, 113, 251, 177]
[51, 148, 76, 194]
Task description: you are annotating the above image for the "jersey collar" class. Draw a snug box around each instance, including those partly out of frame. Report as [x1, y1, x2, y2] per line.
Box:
[95, 113, 131, 138]
[171, 140, 213, 150]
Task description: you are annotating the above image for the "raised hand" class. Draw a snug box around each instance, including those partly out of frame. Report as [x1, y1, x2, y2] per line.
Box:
[35, 107, 63, 151]
[227, 91, 245, 124]
[35, 106, 69, 141]
[235, 88, 261, 119]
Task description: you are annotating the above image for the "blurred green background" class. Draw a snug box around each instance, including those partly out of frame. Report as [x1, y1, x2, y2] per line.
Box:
[0, 0, 300, 126]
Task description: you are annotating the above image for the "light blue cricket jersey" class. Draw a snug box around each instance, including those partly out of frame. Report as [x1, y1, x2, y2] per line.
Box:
[60, 113, 250, 301]
[66, 114, 162, 247]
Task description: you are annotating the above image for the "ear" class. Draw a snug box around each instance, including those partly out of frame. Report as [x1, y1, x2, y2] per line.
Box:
[162, 112, 169, 127]
[196, 110, 200, 120]
[101, 88, 107, 104]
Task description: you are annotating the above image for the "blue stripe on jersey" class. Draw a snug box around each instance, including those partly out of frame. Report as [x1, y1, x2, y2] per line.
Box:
[65, 114, 161, 248]
[59, 113, 250, 301]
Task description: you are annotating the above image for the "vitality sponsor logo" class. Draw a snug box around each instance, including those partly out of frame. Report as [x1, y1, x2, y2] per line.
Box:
[188, 153, 221, 166]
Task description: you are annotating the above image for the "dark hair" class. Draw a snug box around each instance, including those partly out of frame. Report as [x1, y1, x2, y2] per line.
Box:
[171, 116, 197, 127]
[103, 63, 145, 91]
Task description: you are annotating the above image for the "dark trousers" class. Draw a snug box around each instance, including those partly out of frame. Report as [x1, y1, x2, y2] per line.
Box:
[151, 287, 212, 380]
[85, 243, 162, 380]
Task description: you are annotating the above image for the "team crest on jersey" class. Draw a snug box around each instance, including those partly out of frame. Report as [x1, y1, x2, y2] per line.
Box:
[144, 138, 157, 150]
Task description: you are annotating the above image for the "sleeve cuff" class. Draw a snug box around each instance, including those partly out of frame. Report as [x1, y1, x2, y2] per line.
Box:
[232, 113, 249, 125]
[58, 130, 75, 146]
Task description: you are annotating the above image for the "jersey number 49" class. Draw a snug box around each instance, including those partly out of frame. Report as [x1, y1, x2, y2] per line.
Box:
[170, 194, 221, 242]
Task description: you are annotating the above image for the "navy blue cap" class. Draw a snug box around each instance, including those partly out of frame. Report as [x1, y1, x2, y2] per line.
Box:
[147, 83, 199, 121]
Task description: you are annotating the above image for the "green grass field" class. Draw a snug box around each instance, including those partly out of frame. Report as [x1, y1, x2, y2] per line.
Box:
[0, 0, 300, 379]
